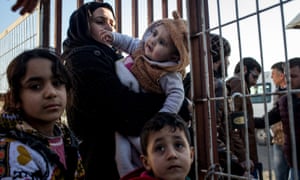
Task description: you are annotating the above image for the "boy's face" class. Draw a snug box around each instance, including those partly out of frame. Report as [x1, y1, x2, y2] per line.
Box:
[144, 25, 179, 62]
[290, 66, 300, 90]
[19, 58, 67, 129]
[141, 126, 194, 180]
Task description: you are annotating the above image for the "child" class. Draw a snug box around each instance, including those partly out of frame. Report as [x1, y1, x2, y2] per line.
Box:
[98, 11, 190, 176]
[121, 112, 194, 180]
[0, 48, 85, 179]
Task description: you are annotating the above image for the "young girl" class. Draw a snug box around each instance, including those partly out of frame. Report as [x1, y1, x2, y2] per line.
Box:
[0, 48, 85, 179]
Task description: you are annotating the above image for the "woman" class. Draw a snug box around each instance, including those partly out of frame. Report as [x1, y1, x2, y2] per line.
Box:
[61, 2, 190, 179]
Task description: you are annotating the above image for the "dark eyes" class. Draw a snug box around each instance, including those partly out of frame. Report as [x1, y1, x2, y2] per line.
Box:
[175, 143, 184, 149]
[150, 29, 167, 46]
[28, 83, 42, 90]
[154, 142, 184, 153]
[155, 145, 165, 152]
[26, 79, 65, 91]
[93, 17, 115, 28]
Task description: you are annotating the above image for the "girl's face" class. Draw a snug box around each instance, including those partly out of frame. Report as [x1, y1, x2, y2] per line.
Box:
[90, 7, 116, 42]
[144, 25, 179, 62]
[141, 126, 194, 180]
[18, 58, 67, 133]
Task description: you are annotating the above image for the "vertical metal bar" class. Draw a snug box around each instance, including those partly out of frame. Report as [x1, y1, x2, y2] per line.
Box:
[147, 0, 153, 25]
[115, 0, 122, 33]
[39, 0, 50, 47]
[77, 0, 84, 8]
[187, 0, 218, 179]
[54, 0, 62, 54]
[162, 0, 168, 18]
[132, 0, 138, 37]
[176, 0, 182, 17]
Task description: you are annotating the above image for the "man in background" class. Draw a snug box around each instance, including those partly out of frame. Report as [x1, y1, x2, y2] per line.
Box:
[226, 57, 262, 178]
[255, 61, 289, 180]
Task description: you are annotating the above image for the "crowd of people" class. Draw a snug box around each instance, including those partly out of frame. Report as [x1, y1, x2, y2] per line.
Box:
[2, 0, 300, 179]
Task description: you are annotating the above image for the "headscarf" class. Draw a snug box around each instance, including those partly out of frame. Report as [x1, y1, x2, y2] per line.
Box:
[62, 2, 116, 57]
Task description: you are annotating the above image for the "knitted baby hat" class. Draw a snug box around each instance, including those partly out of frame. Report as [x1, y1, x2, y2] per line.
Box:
[143, 11, 190, 74]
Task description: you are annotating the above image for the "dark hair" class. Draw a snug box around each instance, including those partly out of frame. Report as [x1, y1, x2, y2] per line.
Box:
[234, 57, 261, 74]
[140, 112, 192, 155]
[210, 33, 231, 63]
[271, 61, 285, 74]
[4, 48, 73, 112]
[86, 2, 115, 19]
[289, 57, 300, 69]
[183, 72, 191, 98]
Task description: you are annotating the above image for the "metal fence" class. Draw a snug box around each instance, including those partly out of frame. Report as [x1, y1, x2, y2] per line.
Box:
[0, 11, 39, 93]
[1, 0, 300, 179]
[189, 0, 300, 179]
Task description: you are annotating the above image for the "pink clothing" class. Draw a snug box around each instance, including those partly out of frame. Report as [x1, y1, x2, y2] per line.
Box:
[48, 136, 66, 168]
[124, 55, 134, 70]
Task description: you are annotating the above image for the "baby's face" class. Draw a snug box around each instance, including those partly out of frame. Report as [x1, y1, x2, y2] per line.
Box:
[144, 25, 178, 62]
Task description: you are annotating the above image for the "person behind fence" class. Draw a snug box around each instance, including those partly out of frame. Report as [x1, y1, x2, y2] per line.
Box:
[182, 34, 246, 177]
[61, 2, 191, 179]
[225, 57, 262, 178]
[120, 112, 195, 180]
[208, 33, 231, 148]
[208, 34, 247, 176]
[255, 61, 289, 180]
[278, 57, 300, 180]
[98, 11, 189, 177]
[0, 48, 85, 179]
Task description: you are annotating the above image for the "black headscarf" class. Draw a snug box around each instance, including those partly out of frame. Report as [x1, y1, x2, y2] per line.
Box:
[62, 2, 116, 57]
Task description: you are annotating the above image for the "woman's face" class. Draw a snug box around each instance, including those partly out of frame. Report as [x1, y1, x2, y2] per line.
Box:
[90, 7, 116, 42]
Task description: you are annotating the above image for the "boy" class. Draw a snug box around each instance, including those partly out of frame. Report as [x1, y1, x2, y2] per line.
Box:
[121, 112, 194, 180]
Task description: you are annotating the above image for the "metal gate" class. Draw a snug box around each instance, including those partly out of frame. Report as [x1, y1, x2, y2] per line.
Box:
[2, 0, 300, 179]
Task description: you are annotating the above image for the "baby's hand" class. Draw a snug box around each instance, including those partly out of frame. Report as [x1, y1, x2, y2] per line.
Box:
[98, 29, 113, 45]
